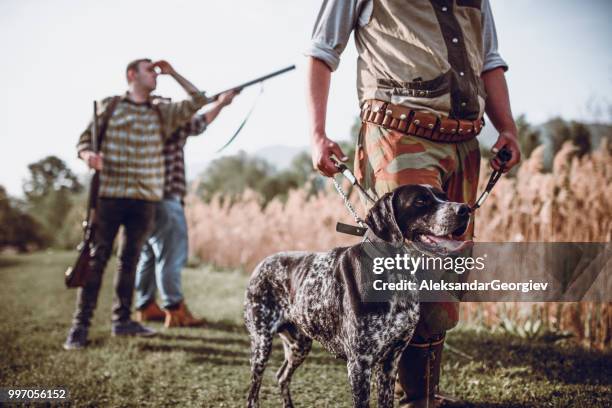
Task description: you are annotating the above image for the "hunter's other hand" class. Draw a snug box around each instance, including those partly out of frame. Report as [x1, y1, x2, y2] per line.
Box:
[490, 131, 521, 173]
[312, 134, 348, 177]
[218, 90, 239, 107]
[81, 151, 104, 171]
[152, 60, 175, 75]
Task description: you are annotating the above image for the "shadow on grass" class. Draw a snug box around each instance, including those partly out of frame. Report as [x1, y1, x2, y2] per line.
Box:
[206, 319, 247, 333]
[142, 332, 344, 369]
[154, 333, 208, 342]
[188, 355, 247, 367]
[450, 332, 612, 387]
[0, 256, 22, 269]
[138, 340, 250, 367]
[138, 343, 248, 359]
[201, 335, 250, 347]
[156, 333, 250, 348]
[84, 337, 109, 349]
[186, 349, 344, 368]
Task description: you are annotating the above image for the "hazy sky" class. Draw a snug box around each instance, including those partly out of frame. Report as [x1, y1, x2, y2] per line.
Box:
[1, 0, 611, 196]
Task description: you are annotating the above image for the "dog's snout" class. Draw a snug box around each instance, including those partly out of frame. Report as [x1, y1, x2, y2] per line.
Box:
[456, 204, 470, 217]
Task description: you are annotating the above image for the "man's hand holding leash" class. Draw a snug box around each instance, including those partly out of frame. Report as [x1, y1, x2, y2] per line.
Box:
[490, 130, 521, 173]
[312, 136, 348, 177]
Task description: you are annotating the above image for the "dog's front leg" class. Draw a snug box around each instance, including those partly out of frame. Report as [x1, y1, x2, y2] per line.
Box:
[347, 358, 372, 408]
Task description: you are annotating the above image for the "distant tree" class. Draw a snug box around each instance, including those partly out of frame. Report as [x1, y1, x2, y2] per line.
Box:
[194, 117, 365, 206]
[545, 117, 572, 158]
[270, 152, 326, 201]
[21, 156, 83, 248]
[0, 185, 48, 251]
[23, 155, 82, 201]
[286, 152, 315, 187]
[515, 114, 541, 159]
[568, 121, 592, 157]
[0, 186, 12, 245]
[195, 151, 275, 204]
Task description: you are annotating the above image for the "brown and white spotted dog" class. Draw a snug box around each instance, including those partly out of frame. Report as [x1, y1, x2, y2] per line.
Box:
[244, 184, 471, 408]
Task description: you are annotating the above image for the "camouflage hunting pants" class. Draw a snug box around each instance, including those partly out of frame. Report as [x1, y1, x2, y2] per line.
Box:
[354, 121, 481, 336]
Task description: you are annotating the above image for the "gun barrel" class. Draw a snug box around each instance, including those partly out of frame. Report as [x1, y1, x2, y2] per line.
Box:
[208, 64, 295, 101]
[92, 101, 99, 152]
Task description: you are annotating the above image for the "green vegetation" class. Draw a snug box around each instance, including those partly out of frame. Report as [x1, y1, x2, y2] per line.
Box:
[1, 116, 608, 252]
[194, 150, 320, 207]
[0, 155, 85, 251]
[194, 117, 361, 208]
[1, 252, 610, 407]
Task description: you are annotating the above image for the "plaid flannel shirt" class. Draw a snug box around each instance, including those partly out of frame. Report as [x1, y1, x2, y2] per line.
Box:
[76, 92, 207, 201]
[163, 113, 208, 199]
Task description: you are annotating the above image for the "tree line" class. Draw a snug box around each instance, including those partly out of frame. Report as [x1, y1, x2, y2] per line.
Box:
[0, 116, 607, 252]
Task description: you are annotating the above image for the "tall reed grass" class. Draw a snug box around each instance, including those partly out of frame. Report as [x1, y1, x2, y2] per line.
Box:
[186, 141, 611, 347]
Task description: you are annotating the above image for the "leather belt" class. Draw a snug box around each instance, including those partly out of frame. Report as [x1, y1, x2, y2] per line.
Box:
[360, 99, 484, 143]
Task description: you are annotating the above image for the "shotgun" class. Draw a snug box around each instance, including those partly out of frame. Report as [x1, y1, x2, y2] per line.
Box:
[212, 65, 296, 152]
[65, 101, 102, 288]
[207, 64, 295, 101]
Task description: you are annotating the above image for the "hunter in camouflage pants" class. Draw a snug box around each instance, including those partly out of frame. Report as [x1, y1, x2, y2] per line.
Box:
[355, 121, 481, 406]
[355, 121, 480, 334]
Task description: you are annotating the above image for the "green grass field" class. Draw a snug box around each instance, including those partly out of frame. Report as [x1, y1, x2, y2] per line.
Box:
[0, 251, 610, 407]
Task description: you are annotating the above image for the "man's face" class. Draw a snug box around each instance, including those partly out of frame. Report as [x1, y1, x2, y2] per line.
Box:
[130, 61, 157, 91]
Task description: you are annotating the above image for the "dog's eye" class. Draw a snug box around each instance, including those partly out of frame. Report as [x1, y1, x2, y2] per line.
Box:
[414, 196, 430, 207]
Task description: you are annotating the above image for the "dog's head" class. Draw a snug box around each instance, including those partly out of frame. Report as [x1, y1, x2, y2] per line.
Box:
[364, 184, 471, 254]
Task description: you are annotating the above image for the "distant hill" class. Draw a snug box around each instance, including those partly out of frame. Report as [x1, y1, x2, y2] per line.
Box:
[254, 144, 307, 170]
[585, 123, 612, 149]
[187, 121, 610, 182]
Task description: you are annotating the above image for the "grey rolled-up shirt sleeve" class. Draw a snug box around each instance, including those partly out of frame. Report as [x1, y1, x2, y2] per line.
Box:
[482, 0, 508, 73]
[305, 0, 371, 71]
[307, 0, 507, 73]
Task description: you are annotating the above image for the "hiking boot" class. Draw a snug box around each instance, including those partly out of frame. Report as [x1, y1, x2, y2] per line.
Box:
[135, 301, 165, 322]
[63, 324, 89, 350]
[164, 301, 205, 328]
[395, 334, 463, 408]
[111, 320, 157, 337]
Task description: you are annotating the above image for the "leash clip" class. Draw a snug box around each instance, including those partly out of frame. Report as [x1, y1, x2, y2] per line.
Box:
[330, 156, 378, 204]
[336, 222, 367, 237]
[471, 146, 512, 212]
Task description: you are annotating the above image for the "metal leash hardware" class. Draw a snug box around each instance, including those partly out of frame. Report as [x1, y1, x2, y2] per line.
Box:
[332, 177, 368, 236]
[330, 156, 378, 204]
[330, 157, 370, 236]
[471, 146, 512, 211]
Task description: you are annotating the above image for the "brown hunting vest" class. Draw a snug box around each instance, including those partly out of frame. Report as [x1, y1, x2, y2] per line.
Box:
[355, 0, 486, 121]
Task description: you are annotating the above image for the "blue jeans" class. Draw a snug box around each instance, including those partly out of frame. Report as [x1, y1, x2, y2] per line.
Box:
[135, 197, 188, 309]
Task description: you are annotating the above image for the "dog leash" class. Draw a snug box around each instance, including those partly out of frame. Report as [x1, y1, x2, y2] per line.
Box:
[332, 158, 378, 205]
[331, 177, 368, 236]
[331, 146, 512, 235]
[470, 147, 512, 211]
[330, 157, 377, 236]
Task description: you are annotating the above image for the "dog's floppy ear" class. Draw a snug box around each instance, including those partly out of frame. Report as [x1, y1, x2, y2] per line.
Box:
[364, 190, 403, 242]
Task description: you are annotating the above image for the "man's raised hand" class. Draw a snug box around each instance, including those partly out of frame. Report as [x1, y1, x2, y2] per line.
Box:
[152, 60, 176, 75]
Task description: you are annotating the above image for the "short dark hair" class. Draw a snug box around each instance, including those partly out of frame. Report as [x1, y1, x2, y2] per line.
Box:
[126, 58, 152, 81]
